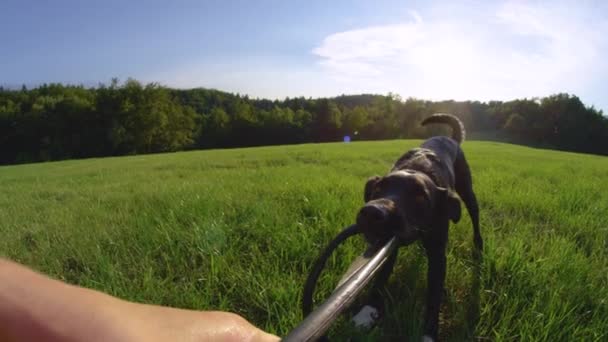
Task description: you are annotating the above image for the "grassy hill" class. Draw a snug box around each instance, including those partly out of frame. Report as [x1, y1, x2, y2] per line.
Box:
[1, 140, 607, 340]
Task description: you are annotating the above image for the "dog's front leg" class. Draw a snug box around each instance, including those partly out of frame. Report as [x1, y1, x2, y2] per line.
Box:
[422, 234, 447, 341]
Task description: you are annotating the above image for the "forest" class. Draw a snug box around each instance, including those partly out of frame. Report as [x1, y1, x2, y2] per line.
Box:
[1, 78, 607, 165]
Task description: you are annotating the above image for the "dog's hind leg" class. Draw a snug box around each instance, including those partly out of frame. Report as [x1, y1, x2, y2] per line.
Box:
[454, 151, 483, 252]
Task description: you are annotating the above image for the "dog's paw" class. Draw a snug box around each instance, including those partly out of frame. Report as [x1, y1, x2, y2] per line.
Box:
[422, 335, 435, 342]
[352, 305, 380, 329]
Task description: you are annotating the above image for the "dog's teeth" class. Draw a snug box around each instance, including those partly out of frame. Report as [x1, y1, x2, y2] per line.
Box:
[352, 305, 379, 328]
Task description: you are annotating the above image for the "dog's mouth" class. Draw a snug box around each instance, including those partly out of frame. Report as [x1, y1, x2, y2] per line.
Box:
[356, 201, 421, 245]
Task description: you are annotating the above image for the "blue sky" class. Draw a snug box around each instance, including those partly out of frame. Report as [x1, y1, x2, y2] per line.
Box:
[1, 0, 607, 112]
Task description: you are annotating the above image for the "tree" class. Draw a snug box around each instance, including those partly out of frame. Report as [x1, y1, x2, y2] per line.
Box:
[343, 106, 369, 136]
[199, 107, 231, 148]
[312, 99, 342, 141]
[3, 80, 608, 165]
[503, 113, 526, 141]
[399, 98, 427, 138]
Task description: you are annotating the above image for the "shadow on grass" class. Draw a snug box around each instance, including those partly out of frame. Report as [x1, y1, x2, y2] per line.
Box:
[374, 249, 485, 341]
[322, 247, 484, 341]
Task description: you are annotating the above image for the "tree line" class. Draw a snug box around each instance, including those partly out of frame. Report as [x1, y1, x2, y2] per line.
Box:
[1, 78, 607, 165]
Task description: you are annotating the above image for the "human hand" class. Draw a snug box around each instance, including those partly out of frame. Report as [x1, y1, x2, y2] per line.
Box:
[0, 258, 279, 342]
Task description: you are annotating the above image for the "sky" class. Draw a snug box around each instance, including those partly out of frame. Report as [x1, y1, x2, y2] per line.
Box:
[1, 0, 607, 112]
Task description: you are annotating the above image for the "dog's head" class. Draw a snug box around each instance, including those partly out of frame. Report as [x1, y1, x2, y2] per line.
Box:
[357, 170, 461, 245]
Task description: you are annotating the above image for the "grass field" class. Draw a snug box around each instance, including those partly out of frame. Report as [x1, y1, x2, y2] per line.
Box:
[1, 140, 607, 341]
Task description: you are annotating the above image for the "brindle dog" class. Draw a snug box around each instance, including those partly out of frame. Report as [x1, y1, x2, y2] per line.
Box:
[355, 113, 482, 341]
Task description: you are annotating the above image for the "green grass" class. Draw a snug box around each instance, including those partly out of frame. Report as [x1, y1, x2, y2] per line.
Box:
[1, 140, 607, 341]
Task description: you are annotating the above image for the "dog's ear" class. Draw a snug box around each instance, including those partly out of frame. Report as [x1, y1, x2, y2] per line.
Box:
[438, 187, 461, 223]
[364, 176, 381, 202]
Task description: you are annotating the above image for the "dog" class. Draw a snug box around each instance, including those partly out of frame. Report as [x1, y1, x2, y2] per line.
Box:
[353, 113, 482, 341]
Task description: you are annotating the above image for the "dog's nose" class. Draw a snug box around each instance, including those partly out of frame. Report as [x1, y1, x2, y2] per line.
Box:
[358, 204, 388, 224]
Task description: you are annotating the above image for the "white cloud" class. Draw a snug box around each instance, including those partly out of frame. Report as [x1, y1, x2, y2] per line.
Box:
[312, 1, 608, 105]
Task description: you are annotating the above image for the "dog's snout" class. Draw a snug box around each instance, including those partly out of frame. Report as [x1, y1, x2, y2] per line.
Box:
[359, 204, 388, 223]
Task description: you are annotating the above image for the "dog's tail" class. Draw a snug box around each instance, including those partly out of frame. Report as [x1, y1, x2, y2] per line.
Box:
[421, 113, 465, 144]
